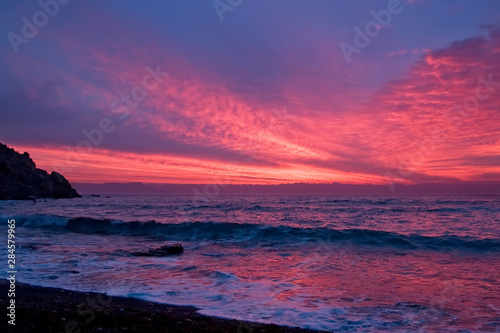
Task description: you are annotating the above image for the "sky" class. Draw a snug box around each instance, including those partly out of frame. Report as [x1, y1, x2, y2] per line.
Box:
[0, 0, 499, 186]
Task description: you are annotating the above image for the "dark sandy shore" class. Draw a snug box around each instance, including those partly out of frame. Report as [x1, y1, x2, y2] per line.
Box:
[0, 281, 326, 333]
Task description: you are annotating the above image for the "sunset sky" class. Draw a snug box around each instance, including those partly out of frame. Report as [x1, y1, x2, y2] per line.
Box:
[1, 0, 499, 185]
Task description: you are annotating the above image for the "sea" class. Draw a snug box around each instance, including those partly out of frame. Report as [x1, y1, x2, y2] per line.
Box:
[1, 195, 500, 332]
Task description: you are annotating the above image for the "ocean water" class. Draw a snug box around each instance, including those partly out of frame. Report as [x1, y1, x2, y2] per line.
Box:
[1, 195, 500, 332]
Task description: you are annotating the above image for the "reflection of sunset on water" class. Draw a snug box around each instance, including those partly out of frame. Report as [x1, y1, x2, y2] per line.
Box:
[3, 195, 499, 331]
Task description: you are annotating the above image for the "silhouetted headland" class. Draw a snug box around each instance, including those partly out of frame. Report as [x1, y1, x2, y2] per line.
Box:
[0, 143, 80, 200]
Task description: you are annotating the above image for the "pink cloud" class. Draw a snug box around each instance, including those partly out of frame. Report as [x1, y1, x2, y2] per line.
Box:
[5, 11, 500, 185]
[365, 27, 500, 183]
[386, 48, 431, 57]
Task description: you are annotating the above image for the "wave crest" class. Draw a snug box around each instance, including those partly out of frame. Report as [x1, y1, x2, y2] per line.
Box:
[3, 214, 499, 252]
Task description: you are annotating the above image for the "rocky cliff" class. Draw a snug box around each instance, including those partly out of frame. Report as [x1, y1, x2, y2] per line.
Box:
[0, 143, 81, 200]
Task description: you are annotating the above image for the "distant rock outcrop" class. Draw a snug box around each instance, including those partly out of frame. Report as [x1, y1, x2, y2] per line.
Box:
[0, 143, 81, 200]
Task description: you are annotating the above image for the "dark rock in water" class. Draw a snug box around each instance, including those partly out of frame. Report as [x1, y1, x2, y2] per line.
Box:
[133, 244, 184, 256]
[0, 143, 81, 200]
[91, 194, 101, 197]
